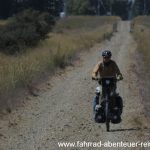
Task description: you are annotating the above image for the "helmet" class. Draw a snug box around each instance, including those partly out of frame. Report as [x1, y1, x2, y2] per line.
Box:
[102, 50, 112, 58]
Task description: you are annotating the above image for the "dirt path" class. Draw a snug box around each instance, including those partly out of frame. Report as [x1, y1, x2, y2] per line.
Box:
[0, 21, 150, 150]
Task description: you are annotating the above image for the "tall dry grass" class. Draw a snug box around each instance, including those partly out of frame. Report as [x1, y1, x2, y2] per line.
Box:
[132, 16, 150, 78]
[0, 16, 119, 97]
[0, 20, 8, 26]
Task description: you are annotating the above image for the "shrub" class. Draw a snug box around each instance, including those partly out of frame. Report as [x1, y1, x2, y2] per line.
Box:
[0, 9, 55, 55]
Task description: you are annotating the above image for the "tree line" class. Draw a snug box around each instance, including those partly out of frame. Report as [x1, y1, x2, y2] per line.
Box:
[0, 0, 64, 19]
[0, 0, 150, 19]
[67, 0, 150, 19]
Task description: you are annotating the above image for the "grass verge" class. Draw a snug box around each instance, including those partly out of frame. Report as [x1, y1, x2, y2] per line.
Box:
[132, 16, 150, 78]
[0, 16, 119, 103]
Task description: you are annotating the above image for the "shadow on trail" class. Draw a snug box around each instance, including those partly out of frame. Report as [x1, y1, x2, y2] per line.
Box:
[110, 127, 150, 132]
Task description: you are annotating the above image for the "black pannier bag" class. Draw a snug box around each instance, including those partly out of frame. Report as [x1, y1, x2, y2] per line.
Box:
[111, 95, 123, 124]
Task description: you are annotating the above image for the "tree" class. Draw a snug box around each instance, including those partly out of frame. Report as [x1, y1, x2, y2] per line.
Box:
[67, 0, 109, 15]
[48, 0, 64, 16]
[67, 0, 93, 15]
[0, 0, 12, 19]
[0, 9, 55, 54]
[73, 0, 91, 15]
[112, 0, 128, 20]
[0, 0, 64, 19]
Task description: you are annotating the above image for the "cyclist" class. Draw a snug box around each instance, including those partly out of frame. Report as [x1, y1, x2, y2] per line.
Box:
[92, 50, 123, 116]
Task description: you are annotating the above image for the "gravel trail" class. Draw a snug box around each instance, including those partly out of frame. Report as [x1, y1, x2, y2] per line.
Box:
[0, 21, 150, 150]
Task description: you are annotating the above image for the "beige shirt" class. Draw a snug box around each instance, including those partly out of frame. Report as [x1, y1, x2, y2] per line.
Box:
[92, 60, 122, 78]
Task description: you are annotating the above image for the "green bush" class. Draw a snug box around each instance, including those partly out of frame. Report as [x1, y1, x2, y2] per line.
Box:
[0, 9, 55, 55]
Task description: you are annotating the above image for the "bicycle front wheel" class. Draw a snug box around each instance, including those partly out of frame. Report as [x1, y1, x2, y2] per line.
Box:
[105, 102, 110, 132]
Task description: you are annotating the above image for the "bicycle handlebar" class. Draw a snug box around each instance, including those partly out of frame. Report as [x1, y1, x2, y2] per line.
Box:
[92, 76, 121, 82]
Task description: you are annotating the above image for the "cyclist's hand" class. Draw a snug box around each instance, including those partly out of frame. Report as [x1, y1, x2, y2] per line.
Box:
[92, 77, 96, 80]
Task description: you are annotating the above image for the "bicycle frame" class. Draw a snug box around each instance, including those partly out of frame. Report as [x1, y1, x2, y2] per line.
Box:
[101, 77, 117, 132]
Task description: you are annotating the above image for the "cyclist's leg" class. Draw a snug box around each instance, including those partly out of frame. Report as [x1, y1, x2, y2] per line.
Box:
[93, 95, 99, 113]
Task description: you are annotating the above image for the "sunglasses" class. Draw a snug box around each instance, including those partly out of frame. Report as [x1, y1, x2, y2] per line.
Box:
[103, 56, 110, 59]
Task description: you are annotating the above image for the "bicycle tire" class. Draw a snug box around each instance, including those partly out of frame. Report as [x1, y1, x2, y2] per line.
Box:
[105, 102, 110, 132]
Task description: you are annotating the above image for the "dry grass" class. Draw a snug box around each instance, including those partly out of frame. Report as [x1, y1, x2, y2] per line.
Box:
[0, 16, 119, 97]
[132, 16, 150, 78]
[54, 16, 119, 32]
[0, 20, 8, 26]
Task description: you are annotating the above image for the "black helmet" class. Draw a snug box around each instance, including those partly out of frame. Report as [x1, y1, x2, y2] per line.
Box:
[102, 50, 112, 58]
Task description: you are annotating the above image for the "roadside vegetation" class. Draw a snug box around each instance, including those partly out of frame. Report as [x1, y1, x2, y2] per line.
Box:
[132, 16, 150, 79]
[0, 9, 55, 54]
[0, 15, 119, 100]
[0, 20, 8, 26]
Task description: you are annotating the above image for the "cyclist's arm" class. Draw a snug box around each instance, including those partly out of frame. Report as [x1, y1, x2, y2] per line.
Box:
[92, 62, 101, 79]
[114, 62, 123, 80]
[116, 65, 122, 75]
